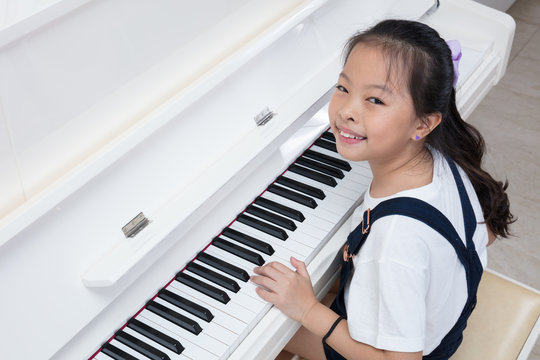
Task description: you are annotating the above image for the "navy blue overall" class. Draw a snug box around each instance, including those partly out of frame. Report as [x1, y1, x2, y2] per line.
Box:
[324, 157, 483, 360]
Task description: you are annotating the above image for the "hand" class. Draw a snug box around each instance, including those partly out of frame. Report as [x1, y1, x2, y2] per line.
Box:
[251, 257, 319, 323]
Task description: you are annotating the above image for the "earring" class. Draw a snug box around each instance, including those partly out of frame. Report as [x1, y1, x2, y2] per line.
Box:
[415, 135, 421, 140]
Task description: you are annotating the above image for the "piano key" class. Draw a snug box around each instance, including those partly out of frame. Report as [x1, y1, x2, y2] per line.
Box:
[261, 192, 341, 225]
[152, 296, 238, 349]
[158, 288, 214, 322]
[105, 340, 145, 360]
[288, 164, 337, 187]
[127, 318, 185, 355]
[192, 258, 262, 303]
[275, 175, 325, 200]
[314, 138, 337, 152]
[167, 277, 257, 328]
[320, 131, 336, 142]
[236, 214, 288, 240]
[254, 197, 305, 222]
[176, 272, 230, 304]
[196, 251, 250, 282]
[94, 353, 115, 360]
[115, 330, 170, 360]
[212, 237, 265, 266]
[122, 326, 190, 360]
[183, 269, 267, 314]
[267, 183, 318, 208]
[296, 157, 344, 179]
[146, 300, 202, 335]
[229, 221, 311, 258]
[137, 311, 221, 360]
[245, 204, 297, 231]
[311, 145, 373, 178]
[186, 262, 240, 293]
[282, 170, 360, 201]
[221, 228, 274, 255]
[303, 149, 351, 171]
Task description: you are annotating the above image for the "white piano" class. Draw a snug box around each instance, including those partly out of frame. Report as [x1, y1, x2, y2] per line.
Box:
[0, 0, 514, 359]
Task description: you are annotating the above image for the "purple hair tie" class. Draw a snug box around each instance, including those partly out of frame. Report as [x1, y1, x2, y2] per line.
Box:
[446, 40, 462, 86]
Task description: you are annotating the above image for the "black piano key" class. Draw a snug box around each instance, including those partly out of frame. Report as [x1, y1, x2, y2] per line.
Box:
[158, 289, 214, 322]
[212, 237, 265, 266]
[101, 342, 139, 360]
[304, 149, 351, 171]
[176, 271, 231, 304]
[276, 175, 325, 200]
[186, 262, 240, 293]
[267, 183, 318, 208]
[254, 197, 305, 222]
[288, 164, 337, 187]
[296, 157, 344, 179]
[197, 252, 250, 282]
[127, 318, 184, 355]
[245, 204, 297, 231]
[115, 330, 170, 360]
[314, 138, 337, 152]
[321, 131, 336, 142]
[146, 299, 203, 335]
[236, 213, 288, 240]
[222, 228, 274, 255]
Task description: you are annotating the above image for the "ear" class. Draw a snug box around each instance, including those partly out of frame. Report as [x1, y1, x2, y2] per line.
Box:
[412, 112, 442, 141]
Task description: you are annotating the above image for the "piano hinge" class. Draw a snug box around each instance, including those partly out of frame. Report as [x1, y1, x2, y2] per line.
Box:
[122, 212, 150, 238]
[254, 107, 275, 126]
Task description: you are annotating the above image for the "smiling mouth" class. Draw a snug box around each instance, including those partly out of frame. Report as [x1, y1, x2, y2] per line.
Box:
[339, 129, 366, 140]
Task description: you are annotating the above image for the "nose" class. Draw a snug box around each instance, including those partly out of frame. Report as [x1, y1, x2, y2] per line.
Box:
[338, 97, 358, 123]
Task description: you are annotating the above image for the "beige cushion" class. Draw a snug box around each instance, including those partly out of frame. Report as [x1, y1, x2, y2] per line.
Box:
[451, 271, 540, 359]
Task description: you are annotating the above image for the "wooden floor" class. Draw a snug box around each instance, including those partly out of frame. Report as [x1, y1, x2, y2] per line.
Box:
[468, 0, 540, 357]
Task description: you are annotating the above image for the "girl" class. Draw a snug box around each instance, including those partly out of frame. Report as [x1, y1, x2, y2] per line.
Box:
[250, 19, 513, 360]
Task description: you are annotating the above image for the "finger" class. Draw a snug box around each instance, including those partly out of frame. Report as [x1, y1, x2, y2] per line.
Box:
[254, 263, 287, 281]
[250, 274, 278, 292]
[267, 261, 294, 274]
[255, 285, 278, 303]
[291, 257, 309, 278]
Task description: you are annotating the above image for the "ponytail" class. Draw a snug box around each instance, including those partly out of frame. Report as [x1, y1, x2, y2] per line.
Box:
[428, 90, 514, 238]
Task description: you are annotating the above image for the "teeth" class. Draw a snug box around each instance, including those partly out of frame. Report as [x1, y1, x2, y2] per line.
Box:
[339, 130, 364, 140]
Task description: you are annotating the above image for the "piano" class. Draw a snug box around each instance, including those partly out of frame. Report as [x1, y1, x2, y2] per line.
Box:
[0, 0, 514, 359]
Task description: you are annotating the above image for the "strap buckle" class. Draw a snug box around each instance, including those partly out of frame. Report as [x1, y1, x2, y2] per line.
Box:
[361, 208, 371, 234]
[342, 244, 354, 262]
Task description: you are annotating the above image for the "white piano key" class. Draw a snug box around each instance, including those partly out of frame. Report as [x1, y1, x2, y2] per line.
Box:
[183, 269, 267, 314]
[153, 296, 238, 347]
[261, 191, 341, 224]
[140, 309, 228, 359]
[311, 145, 373, 178]
[135, 313, 220, 360]
[164, 281, 248, 336]
[229, 221, 312, 257]
[109, 338, 153, 359]
[93, 353, 115, 360]
[282, 170, 361, 200]
[192, 259, 262, 303]
[220, 229, 296, 263]
[204, 245, 258, 277]
[123, 326, 191, 360]
[168, 278, 258, 326]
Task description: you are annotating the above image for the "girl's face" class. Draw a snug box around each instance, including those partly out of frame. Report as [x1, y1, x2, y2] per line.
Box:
[328, 44, 421, 165]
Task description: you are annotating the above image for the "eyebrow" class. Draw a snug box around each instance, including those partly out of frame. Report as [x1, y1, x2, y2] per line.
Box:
[339, 72, 394, 94]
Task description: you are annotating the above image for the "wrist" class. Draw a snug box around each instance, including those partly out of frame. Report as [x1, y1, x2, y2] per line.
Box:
[299, 297, 320, 325]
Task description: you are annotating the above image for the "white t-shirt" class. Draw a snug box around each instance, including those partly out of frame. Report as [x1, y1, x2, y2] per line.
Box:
[344, 149, 488, 354]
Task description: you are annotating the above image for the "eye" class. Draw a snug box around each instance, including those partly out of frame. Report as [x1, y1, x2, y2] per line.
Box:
[336, 84, 349, 93]
[367, 97, 384, 105]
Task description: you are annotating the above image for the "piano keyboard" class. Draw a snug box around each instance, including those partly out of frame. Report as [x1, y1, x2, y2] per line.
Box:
[90, 130, 372, 360]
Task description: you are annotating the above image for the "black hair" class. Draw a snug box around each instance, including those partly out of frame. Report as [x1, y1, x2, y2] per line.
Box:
[344, 19, 514, 238]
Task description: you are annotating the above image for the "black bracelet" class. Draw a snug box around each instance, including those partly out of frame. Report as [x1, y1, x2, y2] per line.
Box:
[322, 315, 345, 349]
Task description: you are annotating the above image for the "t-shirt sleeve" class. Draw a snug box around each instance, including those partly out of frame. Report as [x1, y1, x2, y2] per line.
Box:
[345, 216, 430, 352]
